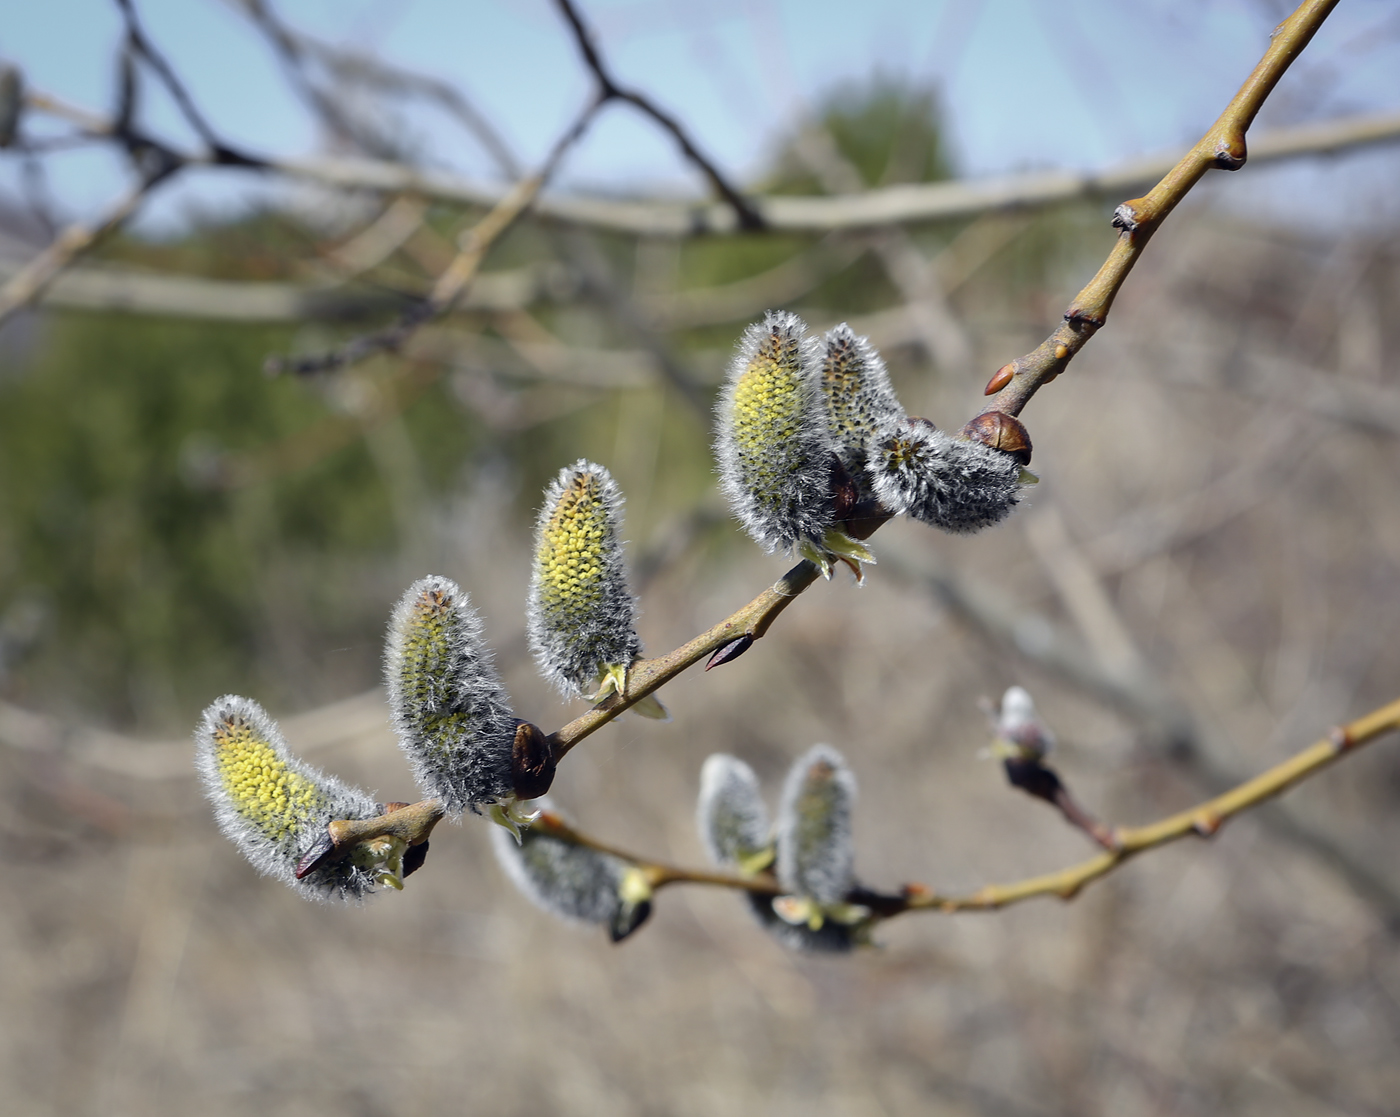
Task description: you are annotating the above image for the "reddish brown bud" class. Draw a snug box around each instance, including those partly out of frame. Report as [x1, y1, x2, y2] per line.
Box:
[960, 412, 1032, 466]
[984, 364, 1014, 396]
[511, 720, 556, 800]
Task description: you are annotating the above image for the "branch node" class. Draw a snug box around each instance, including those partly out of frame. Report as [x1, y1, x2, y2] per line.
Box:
[1110, 202, 1142, 233]
[1191, 810, 1224, 838]
[1213, 135, 1248, 171]
[1328, 725, 1354, 753]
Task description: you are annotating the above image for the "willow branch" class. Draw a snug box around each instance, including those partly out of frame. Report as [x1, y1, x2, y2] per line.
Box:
[549, 559, 820, 759]
[448, 694, 1400, 919]
[979, 0, 1340, 420]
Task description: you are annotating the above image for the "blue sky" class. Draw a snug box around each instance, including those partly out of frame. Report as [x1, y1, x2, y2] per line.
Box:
[2, 0, 1399, 234]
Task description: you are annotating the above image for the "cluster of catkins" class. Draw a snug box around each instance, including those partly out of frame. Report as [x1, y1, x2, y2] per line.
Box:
[196, 459, 652, 900]
[195, 311, 1027, 942]
[715, 310, 1032, 574]
[492, 744, 870, 951]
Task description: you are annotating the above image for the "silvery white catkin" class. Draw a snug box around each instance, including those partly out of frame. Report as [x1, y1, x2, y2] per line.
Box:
[696, 753, 771, 866]
[715, 310, 835, 554]
[776, 744, 857, 907]
[526, 460, 642, 697]
[868, 417, 1023, 533]
[819, 323, 905, 494]
[384, 576, 519, 816]
[194, 694, 381, 901]
[490, 804, 651, 941]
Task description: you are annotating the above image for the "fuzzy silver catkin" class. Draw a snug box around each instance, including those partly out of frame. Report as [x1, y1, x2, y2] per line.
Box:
[996, 685, 1055, 761]
[869, 417, 1023, 533]
[715, 310, 834, 554]
[490, 806, 626, 927]
[384, 576, 519, 816]
[696, 754, 771, 867]
[819, 323, 905, 492]
[527, 460, 642, 697]
[776, 744, 857, 906]
[194, 694, 380, 901]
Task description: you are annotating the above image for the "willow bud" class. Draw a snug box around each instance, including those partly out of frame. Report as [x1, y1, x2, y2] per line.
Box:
[697, 754, 772, 872]
[491, 805, 653, 942]
[194, 695, 380, 900]
[776, 744, 857, 907]
[819, 323, 905, 493]
[384, 576, 524, 816]
[990, 685, 1055, 762]
[527, 461, 646, 708]
[715, 311, 835, 556]
[869, 417, 1025, 533]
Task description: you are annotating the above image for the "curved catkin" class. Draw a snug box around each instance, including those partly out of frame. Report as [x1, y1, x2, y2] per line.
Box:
[819, 323, 905, 490]
[384, 576, 519, 816]
[869, 418, 1023, 533]
[527, 461, 642, 698]
[715, 310, 834, 554]
[776, 744, 856, 906]
[491, 805, 652, 941]
[194, 695, 380, 901]
[696, 754, 771, 867]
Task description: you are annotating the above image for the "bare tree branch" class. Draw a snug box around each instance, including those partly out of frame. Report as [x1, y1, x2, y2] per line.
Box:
[551, 0, 764, 230]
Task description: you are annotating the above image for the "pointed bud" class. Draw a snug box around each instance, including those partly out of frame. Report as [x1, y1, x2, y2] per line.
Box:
[697, 754, 771, 870]
[776, 744, 857, 907]
[194, 695, 380, 900]
[818, 323, 905, 493]
[384, 576, 523, 816]
[527, 461, 644, 701]
[868, 417, 1025, 533]
[490, 803, 653, 941]
[715, 311, 835, 555]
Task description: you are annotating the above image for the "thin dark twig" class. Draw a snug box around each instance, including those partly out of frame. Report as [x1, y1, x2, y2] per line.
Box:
[112, 0, 263, 166]
[552, 0, 765, 230]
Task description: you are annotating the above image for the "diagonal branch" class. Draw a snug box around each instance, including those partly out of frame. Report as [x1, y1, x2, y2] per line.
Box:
[264, 100, 602, 376]
[552, 0, 765, 230]
[978, 0, 1340, 421]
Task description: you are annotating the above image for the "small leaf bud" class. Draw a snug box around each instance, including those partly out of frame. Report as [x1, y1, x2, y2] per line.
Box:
[527, 461, 644, 701]
[869, 417, 1025, 534]
[715, 311, 835, 556]
[194, 695, 381, 901]
[696, 754, 772, 870]
[776, 744, 856, 907]
[490, 803, 652, 941]
[384, 576, 522, 816]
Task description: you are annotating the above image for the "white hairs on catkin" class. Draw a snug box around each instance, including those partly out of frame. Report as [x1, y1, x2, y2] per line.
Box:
[384, 576, 520, 816]
[819, 323, 905, 492]
[697, 753, 771, 867]
[526, 460, 642, 698]
[776, 744, 857, 906]
[194, 694, 380, 901]
[491, 803, 651, 941]
[714, 310, 835, 554]
[869, 417, 1024, 533]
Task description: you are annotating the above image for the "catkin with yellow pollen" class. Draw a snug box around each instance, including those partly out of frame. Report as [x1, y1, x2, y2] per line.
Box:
[714, 311, 835, 556]
[384, 576, 521, 817]
[194, 694, 380, 899]
[527, 461, 643, 702]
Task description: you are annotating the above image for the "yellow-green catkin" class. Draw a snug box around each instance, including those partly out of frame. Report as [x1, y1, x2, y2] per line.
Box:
[715, 311, 835, 555]
[819, 323, 905, 498]
[527, 461, 642, 700]
[194, 695, 380, 900]
[384, 576, 519, 816]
